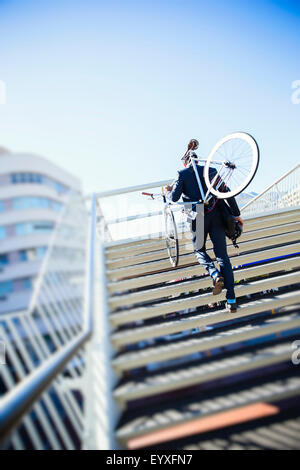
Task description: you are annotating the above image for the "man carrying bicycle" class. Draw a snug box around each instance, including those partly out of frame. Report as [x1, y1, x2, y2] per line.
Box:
[165, 140, 244, 313]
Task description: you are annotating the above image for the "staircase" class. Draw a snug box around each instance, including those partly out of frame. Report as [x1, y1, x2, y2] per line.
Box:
[1, 172, 300, 450]
[104, 204, 300, 450]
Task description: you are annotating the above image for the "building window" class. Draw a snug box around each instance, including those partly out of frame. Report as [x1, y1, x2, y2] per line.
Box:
[36, 246, 47, 259]
[0, 254, 8, 266]
[0, 281, 13, 295]
[16, 221, 54, 236]
[36, 174, 43, 183]
[16, 223, 31, 236]
[0, 226, 6, 239]
[52, 201, 63, 212]
[52, 181, 68, 193]
[19, 246, 47, 262]
[13, 197, 50, 210]
[10, 172, 69, 194]
[0, 197, 64, 213]
[10, 172, 45, 184]
[33, 221, 54, 231]
[19, 249, 35, 261]
[23, 278, 32, 290]
[19, 250, 28, 262]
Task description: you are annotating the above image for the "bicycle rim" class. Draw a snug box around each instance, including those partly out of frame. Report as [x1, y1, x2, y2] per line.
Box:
[204, 132, 259, 199]
[164, 207, 179, 267]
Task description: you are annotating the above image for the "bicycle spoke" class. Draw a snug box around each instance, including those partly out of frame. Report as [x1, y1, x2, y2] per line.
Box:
[236, 166, 250, 177]
[204, 132, 259, 198]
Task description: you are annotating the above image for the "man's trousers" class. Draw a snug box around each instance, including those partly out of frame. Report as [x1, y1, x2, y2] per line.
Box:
[191, 205, 235, 299]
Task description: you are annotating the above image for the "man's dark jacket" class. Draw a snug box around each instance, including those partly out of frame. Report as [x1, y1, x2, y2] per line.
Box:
[168, 164, 240, 216]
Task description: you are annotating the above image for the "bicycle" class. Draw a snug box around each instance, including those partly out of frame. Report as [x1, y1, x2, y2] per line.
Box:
[142, 132, 260, 267]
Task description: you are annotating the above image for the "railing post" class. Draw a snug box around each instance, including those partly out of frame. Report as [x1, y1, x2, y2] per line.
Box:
[83, 198, 121, 450]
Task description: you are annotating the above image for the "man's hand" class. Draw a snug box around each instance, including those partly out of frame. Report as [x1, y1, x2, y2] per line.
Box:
[165, 185, 173, 193]
[235, 216, 244, 228]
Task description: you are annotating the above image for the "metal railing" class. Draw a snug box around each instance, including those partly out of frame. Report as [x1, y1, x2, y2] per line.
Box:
[241, 163, 300, 216]
[92, 179, 201, 245]
[0, 194, 96, 449]
[94, 179, 175, 243]
[1, 167, 300, 450]
[95, 163, 300, 244]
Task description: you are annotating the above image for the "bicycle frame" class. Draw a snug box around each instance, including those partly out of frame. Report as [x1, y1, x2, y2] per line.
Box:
[189, 156, 225, 204]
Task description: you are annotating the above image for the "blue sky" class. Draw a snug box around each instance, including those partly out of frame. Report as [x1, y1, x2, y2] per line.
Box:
[0, 0, 299, 195]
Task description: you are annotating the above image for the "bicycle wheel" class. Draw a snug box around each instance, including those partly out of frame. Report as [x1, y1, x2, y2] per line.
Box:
[164, 206, 179, 267]
[204, 132, 259, 199]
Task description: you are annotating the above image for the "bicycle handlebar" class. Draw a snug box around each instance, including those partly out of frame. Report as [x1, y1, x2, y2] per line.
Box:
[142, 192, 202, 206]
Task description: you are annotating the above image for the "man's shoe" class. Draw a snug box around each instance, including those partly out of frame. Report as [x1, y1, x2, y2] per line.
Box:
[226, 300, 237, 313]
[212, 276, 224, 295]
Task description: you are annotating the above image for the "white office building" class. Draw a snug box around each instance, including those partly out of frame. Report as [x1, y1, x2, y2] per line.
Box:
[0, 146, 81, 314]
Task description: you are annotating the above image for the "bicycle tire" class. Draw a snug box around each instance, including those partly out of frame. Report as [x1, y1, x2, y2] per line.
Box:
[164, 206, 179, 267]
[204, 132, 260, 199]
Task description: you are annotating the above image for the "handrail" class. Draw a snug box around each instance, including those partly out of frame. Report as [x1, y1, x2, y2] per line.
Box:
[93, 179, 174, 242]
[105, 201, 202, 226]
[241, 163, 300, 212]
[106, 210, 164, 225]
[0, 193, 97, 445]
[90, 178, 173, 199]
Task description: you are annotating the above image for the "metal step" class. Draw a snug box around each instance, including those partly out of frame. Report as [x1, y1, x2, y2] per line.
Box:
[111, 290, 300, 347]
[108, 242, 300, 294]
[109, 271, 300, 326]
[113, 341, 294, 406]
[106, 222, 300, 270]
[105, 207, 300, 257]
[112, 313, 300, 372]
[115, 373, 300, 449]
[107, 231, 300, 281]
[109, 256, 300, 310]
[105, 205, 300, 450]
[160, 412, 300, 450]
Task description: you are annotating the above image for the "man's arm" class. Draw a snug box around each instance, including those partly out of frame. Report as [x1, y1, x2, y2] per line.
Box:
[165, 171, 183, 203]
[210, 168, 243, 224]
[226, 195, 240, 217]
